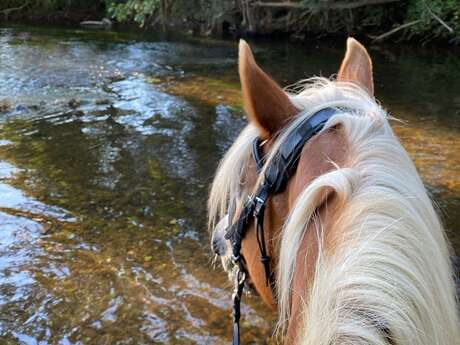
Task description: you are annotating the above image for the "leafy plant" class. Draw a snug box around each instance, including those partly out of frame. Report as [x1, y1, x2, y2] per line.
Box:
[407, 0, 460, 42]
[108, 0, 160, 27]
[1, 0, 459, 43]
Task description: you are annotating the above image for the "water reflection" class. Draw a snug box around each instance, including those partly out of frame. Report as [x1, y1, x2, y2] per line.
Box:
[0, 24, 458, 344]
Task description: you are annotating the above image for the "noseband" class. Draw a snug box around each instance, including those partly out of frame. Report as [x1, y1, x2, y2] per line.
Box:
[224, 107, 338, 345]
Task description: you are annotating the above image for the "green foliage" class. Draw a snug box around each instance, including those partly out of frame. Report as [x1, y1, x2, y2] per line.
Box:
[321, 0, 459, 43]
[0, 0, 105, 12]
[108, 0, 160, 27]
[1, 0, 459, 43]
[295, 0, 459, 42]
[407, 0, 460, 42]
[106, 0, 222, 29]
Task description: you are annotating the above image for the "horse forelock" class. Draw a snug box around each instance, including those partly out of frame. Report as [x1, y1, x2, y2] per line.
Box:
[208, 124, 258, 231]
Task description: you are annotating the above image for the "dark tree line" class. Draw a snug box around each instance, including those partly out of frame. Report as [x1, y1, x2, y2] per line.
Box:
[1, 0, 459, 44]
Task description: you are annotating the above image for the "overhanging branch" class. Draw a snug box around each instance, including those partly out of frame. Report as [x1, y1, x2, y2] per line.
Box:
[253, 0, 400, 11]
[0, 1, 30, 18]
[371, 20, 421, 41]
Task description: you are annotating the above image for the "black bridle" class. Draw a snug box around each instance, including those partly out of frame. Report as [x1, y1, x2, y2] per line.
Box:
[224, 107, 338, 345]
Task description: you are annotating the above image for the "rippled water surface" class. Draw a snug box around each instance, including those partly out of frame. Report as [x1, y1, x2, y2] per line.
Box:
[0, 25, 459, 344]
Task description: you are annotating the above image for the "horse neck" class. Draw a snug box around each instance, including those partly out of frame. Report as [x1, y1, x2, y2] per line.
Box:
[278, 114, 460, 345]
[284, 187, 460, 345]
[284, 192, 343, 344]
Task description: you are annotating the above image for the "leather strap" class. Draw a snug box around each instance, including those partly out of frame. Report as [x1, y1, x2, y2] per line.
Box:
[252, 137, 265, 173]
[225, 107, 339, 345]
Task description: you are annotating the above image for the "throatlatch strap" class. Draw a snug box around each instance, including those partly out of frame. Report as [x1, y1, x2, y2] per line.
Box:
[254, 187, 271, 287]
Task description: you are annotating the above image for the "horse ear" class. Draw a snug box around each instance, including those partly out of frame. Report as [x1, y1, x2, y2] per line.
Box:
[337, 38, 374, 96]
[239, 40, 298, 138]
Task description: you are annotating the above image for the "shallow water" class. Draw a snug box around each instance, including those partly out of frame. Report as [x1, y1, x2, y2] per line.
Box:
[0, 25, 459, 344]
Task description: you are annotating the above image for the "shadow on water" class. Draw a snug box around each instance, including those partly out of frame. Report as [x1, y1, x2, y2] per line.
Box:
[0, 24, 459, 344]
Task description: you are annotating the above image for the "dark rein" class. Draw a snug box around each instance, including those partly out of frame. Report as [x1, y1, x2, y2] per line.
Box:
[223, 107, 338, 345]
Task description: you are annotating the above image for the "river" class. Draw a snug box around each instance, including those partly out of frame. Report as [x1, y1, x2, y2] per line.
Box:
[0, 25, 459, 344]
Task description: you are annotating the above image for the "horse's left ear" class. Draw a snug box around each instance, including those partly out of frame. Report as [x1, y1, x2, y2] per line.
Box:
[337, 38, 374, 96]
[239, 40, 298, 138]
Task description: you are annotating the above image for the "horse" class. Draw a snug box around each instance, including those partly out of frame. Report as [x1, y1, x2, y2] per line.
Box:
[208, 38, 460, 345]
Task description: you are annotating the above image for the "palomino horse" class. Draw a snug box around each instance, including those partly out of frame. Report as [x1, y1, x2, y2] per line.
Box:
[209, 38, 460, 344]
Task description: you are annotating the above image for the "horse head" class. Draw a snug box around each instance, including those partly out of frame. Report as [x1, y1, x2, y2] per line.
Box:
[209, 38, 459, 345]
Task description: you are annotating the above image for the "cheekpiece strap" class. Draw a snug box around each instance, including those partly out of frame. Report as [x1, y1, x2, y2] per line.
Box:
[224, 107, 338, 345]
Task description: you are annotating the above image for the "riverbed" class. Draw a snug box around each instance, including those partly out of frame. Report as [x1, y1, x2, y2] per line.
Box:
[0, 25, 459, 344]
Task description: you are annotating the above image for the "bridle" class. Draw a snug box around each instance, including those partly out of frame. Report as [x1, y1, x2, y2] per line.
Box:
[224, 107, 338, 345]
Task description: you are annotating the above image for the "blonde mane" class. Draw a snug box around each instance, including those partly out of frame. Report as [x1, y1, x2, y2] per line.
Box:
[209, 78, 460, 344]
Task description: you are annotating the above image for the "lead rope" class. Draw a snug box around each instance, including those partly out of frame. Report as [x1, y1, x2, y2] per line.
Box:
[229, 186, 272, 345]
[231, 266, 245, 345]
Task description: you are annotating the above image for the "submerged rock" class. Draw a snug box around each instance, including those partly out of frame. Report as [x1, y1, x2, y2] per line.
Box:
[0, 101, 32, 115]
[158, 75, 242, 108]
[14, 105, 30, 113]
[0, 100, 12, 113]
[68, 98, 81, 109]
[80, 18, 113, 29]
[95, 99, 111, 105]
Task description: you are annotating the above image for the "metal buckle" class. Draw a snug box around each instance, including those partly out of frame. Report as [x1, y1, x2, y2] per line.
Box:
[231, 254, 241, 265]
[253, 196, 265, 216]
[245, 195, 254, 208]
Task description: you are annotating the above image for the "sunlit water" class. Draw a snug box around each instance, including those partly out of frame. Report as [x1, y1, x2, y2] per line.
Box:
[0, 25, 459, 344]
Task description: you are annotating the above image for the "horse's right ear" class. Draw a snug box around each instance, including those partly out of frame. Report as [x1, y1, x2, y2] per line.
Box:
[337, 38, 374, 96]
[239, 40, 298, 139]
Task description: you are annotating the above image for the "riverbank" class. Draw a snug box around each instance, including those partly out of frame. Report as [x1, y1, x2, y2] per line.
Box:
[1, 0, 459, 45]
[0, 0, 102, 23]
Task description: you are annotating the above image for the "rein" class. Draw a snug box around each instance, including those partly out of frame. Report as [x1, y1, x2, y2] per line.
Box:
[224, 107, 338, 345]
